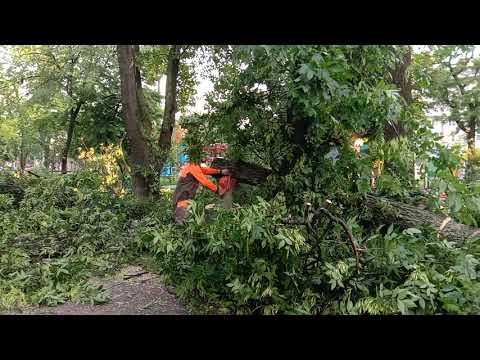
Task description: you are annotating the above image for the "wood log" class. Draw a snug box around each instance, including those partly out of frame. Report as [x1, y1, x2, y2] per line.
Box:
[210, 158, 271, 186]
[0, 181, 25, 205]
[365, 194, 480, 243]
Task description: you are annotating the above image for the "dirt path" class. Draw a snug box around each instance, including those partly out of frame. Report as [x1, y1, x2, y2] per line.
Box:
[18, 265, 188, 315]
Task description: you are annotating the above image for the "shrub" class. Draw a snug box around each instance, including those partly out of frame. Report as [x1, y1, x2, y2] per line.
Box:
[136, 194, 480, 315]
[0, 171, 136, 312]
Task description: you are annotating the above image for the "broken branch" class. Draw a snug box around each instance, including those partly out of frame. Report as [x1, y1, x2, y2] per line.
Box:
[313, 207, 361, 273]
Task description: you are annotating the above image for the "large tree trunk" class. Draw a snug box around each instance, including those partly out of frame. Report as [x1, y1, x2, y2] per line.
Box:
[158, 45, 181, 167]
[383, 46, 415, 181]
[117, 45, 153, 199]
[133, 45, 153, 136]
[390, 46, 413, 103]
[61, 103, 82, 174]
[212, 158, 480, 243]
[385, 46, 412, 142]
[365, 194, 480, 243]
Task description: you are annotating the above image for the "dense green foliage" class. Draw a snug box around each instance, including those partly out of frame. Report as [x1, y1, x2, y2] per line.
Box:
[2, 45, 480, 315]
[0, 169, 144, 310]
[183, 46, 408, 211]
[419, 46, 480, 179]
[128, 188, 480, 315]
[3, 168, 480, 314]
[422, 46, 480, 135]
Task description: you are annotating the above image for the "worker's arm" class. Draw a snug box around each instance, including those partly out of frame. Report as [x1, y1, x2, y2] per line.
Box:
[189, 166, 218, 193]
[200, 166, 221, 175]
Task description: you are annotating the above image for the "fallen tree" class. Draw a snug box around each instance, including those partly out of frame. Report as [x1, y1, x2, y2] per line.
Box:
[212, 158, 480, 244]
[211, 158, 272, 186]
[365, 194, 480, 243]
[0, 176, 26, 205]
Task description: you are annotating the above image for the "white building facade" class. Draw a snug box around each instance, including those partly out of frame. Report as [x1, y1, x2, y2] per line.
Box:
[432, 119, 480, 150]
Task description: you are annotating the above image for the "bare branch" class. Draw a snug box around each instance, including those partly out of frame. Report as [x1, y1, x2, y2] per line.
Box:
[446, 55, 466, 96]
[313, 207, 361, 273]
[456, 120, 468, 133]
[179, 45, 191, 57]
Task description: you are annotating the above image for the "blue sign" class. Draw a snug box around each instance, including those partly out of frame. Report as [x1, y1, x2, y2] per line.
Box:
[160, 144, 188, 176]
[160, 166, 173, 176]
[179, 144, 188, 164]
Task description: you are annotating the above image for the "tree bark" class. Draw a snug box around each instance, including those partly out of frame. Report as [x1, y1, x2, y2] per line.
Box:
[390, 46, 413, 103]
[117, 45, 153, 198]
[210, 158, 272, 186]
[385, 46, 412, 141]
[61, 102, 82, 174]
[19, 131, 27, 172]
[42, 138, 51, 169]
[467, 120, 476, 152]
[365, 194, 480, 243]
[133, 45, 153, 136]
[19, 148, 26, 172]
[465, 119, 476, 181]
[158, 45, 181, 166]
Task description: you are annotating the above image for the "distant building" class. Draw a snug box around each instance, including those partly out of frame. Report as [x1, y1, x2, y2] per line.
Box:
[2, 158, 81, 172]
[431, 118, 480, 150]
[422, 118, 480, 182]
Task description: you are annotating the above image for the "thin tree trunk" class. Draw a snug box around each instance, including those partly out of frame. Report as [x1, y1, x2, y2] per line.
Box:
[466, 122, 476, 181]
[221, 190, 234, 209]
[42, 138, 51, 169]
[18, 130, 28, 172]
[61, 102, 82, 174]
[19, 144, 26, 172]
[117, 45, 153, 199]
[158, 45, 181, 167]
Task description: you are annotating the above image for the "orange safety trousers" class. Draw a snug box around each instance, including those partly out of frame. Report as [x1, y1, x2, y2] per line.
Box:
[177, 199, 190, 209]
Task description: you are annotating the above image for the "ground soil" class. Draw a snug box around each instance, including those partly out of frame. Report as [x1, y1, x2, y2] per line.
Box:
[14, 265, 188, 315]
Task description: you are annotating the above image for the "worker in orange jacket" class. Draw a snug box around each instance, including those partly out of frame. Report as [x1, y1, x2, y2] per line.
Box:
[172, 162, 232, 224]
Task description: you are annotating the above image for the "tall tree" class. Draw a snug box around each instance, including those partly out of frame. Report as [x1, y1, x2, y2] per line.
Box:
[117, 45, 153, 198]
[8, 45, 119, 173]
[183, 45, 404, 209]
[158, 45, 181, 159]
[0, 66, 37, 171]
[117, 45, 197, 197]
[425, 46, 480, 178]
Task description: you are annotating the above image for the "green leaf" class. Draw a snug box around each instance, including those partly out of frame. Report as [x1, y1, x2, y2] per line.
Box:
[437, 180, 446, 195]
[418, 298, 425, 310]
[404, 228, 422, 235]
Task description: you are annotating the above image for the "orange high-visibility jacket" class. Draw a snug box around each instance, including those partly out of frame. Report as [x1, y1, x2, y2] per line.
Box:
[173, 163, 221, 208]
